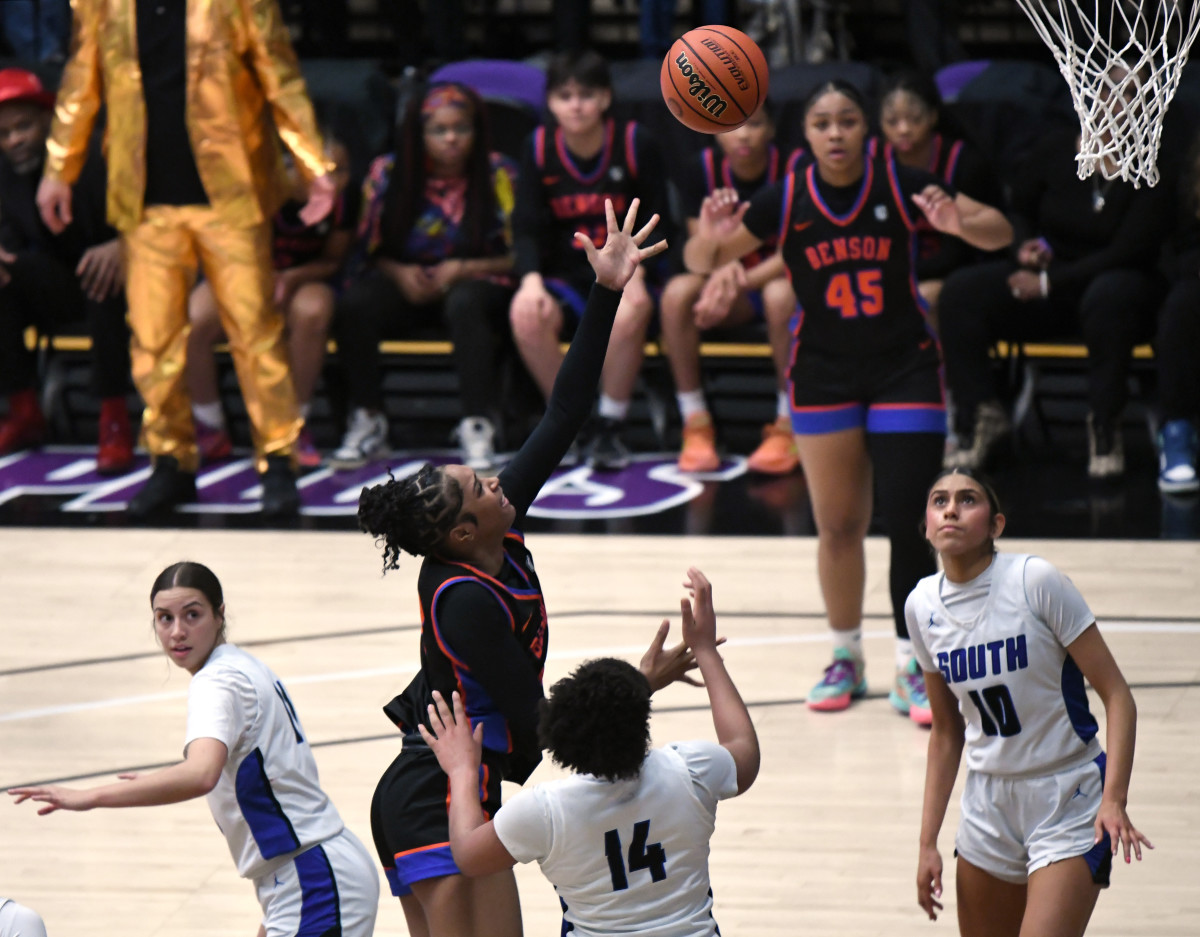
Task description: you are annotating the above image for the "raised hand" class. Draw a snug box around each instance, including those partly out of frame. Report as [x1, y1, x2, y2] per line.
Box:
[680, 567, 717, 653]
[576, 198, 667, 292]
[912, 185, 961, 237]
[697, 188, 749, 243]
[640, 619, 701, 692]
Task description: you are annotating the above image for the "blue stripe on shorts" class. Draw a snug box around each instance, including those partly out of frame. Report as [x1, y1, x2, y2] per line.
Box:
[294, 844, 340, 936]
[1081, 753, 1113, 886]
[865, 403, 947, 434]
[393, 844, 460, 893]
[790, 403, 865, 435]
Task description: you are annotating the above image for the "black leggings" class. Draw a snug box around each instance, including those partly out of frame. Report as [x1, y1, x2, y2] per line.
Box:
[1156, 275, 1200, 423]
[332, 269, 516, 416]
[939, 260, 1160, 432]
[866, 430, 945, 639]
[0, 251, 129, 398]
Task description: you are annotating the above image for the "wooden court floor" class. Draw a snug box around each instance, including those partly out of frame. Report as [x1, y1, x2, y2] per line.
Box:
[2, 528, 1197, 937]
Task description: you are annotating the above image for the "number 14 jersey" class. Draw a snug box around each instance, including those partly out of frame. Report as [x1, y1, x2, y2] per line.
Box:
[906, 553, 1103, 778]
[493, 740, 738, 937]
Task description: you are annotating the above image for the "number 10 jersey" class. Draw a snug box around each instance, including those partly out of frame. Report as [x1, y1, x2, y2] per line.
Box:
[906, 553, 1104, 778]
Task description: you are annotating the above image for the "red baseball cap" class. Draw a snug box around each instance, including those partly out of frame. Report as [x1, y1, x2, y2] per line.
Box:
[0, 69, 56, 111]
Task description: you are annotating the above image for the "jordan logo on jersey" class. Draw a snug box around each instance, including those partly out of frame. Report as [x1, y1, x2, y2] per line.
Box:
[874, 204, 888, 221]
[936, 634, 1029, 685]
[804, 236, 892, 271]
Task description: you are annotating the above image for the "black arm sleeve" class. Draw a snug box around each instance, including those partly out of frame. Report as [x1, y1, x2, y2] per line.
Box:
[499, 282, 622, 517]
[513, 134, 548, 278]
[433, 584, 544, 758]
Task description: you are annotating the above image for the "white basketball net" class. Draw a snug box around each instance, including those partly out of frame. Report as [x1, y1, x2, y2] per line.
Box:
[1014, 0, 1200, 186]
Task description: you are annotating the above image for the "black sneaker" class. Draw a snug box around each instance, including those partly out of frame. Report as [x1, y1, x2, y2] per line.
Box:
[587, 418, 632, 472]
[127, 456, 197, 518]
[261, 455, 301, 517]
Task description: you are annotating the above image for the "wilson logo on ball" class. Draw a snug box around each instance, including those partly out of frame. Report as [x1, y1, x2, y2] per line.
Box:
[660, 25, 768, 134]
[672, 51, 729, 117]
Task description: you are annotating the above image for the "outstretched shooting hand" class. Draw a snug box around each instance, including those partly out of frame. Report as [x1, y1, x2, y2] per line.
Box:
[680, 567, 719, 654]
[577, 198, 667, 292]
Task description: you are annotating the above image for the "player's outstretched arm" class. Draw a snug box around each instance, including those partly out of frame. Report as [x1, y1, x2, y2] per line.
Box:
[681, 568, 759, 794]
[420, 691, 518, 877]
[8, 738, 227, 814]
[1066, 623, 1152, 864]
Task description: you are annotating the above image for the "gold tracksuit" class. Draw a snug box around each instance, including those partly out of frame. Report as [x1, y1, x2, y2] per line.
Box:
[44, 0, 332, 472]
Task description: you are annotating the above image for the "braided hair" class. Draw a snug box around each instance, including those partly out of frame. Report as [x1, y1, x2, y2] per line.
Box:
[357, 464, 475, 571]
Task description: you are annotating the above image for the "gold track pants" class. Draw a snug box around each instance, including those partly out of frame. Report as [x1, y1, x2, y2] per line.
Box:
[125, 205, 300, 473]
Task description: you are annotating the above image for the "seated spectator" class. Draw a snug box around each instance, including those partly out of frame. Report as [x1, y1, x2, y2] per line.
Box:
[329, 82, 519, 471]
[940, 126, 1170, 478]
[660, 102, 803, 474]
[873, 69, 1002, 327]
[1154, 134, 1200, 494]
[186, 138, 356, 468]
[510, 50, 672, 471]
[0, 68, 133, 473]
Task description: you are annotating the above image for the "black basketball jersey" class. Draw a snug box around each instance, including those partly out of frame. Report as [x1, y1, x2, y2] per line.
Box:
[531, 118, 643, 281]
[870, 134, 967, 265]
[750, 157, 942, 358]
[385, 530, 548, 784]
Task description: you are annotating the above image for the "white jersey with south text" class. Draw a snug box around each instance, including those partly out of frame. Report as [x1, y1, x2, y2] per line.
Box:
[906, 553, 1102, 778]
[493, 740, 739, 937]
[185, 643, 344, 879]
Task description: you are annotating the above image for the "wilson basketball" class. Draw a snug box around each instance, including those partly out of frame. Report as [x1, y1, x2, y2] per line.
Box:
[660, 25, 769, 134]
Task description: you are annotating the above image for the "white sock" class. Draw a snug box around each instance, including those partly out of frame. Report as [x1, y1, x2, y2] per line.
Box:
[676, 390, 708, 421]
[193, 401, 225, 430]
[598, 394, 629, 421]
[298, 402, 310, 420]
[895, 638, 915, 671]
[831, 627, 863, 661]
[776, 391, 790, 420]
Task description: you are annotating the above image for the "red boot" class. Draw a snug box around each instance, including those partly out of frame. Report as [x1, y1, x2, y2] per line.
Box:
[0, 388, 47, 455]
[96, 396, 134, 475]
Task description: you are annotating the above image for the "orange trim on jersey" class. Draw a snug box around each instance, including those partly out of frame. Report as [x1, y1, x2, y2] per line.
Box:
[885, 156, 918, 231]
[807, 160, 874, 227]
[624, 122, 638, 177]
[556, 119, 615, 185]
[534, 126, 546, 170]
[393, 841, 452, 860]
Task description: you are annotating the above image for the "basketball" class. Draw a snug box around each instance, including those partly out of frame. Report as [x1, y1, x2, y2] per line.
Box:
[660, 25, 769, 134]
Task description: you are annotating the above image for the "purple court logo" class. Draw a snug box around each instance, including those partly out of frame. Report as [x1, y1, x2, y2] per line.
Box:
[0, 447, 747, 520]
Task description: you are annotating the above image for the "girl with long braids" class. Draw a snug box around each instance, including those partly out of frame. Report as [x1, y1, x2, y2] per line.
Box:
[357, 199, 672, 937]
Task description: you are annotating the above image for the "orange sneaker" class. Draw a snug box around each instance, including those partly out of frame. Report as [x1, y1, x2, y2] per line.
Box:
[677, 412, 719, 473]
[746, 416, 799, 474]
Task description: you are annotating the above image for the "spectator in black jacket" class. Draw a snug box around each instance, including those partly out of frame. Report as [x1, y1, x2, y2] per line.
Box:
[939, 127, 1171, 478]
[0, 68, 132, 473]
